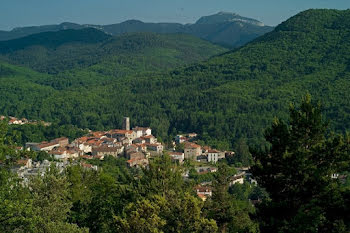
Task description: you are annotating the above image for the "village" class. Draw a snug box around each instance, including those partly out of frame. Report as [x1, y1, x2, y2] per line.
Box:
[0, 115, 51, 126]
[11, 117, 255, 201]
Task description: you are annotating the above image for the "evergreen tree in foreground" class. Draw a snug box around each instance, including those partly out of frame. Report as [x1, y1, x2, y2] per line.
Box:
[251, 94, 350, 233]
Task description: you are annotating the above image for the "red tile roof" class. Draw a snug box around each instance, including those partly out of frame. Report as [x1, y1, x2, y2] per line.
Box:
[184, 143, 201, 149]
[169, 152, 184, 156]
[17, 159, 29, 166]
[38, 141, 59, 149]
[81, 163, 93, 168]
[195, 186, 212, 192]
[114, 130, 133, 134]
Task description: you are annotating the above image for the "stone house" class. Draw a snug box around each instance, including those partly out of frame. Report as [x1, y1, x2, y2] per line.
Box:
[92, 146, 124, 158]
[184, 143, 201, 160]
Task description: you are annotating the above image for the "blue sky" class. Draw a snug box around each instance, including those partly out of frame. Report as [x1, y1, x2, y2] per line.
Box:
[0, 0, 349, 30]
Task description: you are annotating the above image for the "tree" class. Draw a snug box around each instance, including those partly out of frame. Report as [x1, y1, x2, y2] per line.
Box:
[157, 193, 218, 233]
[231, 138, 253, 167]
[114, 198, 166, 233]
[28, 165, 88, 233]
[138, 155, 185, 197]
[205, 164, 259, 233]
[251, 94, 350, 232]
[0, 169, 34, 233]
[118, 156, 218, 233]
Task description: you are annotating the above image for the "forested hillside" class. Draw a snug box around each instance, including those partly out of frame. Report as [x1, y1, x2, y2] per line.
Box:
[1, 9, 350, 150]
[0, 29, 227, 74]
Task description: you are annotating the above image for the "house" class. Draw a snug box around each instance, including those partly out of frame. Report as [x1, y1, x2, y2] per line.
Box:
[36, 141, 60, 152]
[101, 137, 119, 146]
[25, 142, 40, 151]
[90, 131, 106, 139]
[120, 137, 131, 145]
[146, 143, 163, 154]
[229, 173, 245, 185]
[72, 137, 92, 153]
[26, 137, 69, 152]
[81, 163, 98, 171]
[195, 186, 212, 197]
[49, 147, 80, 160]
[175, 135, 187, 144]
[141, 135, 157, 144]
[187, 133, 197, 138]
[134, 144, 147, 152]
[87, 138, 104, 147]
[127, 151, 145, 160]
[184, 143, 201, 160]
[132, 126, 152, 138]
[196, 154, 208, 163]
[202, 146, 212, 153]
[133, 137, 146, 144]
[16, 159, 32, 169]
[92, 146, 124, 157]
[133, 127, 152, 137]
[125, 144, 139, 154]
[9, 117, 21, 125]
[168, 152, 184, 163]
[207, 149, 225, 163]
[51, 137, 69, 147]
[125, 150, 149, 168]
[196, 166, 217, 174]
[111, 130, 136, 141]
[127, 158, 149, 168]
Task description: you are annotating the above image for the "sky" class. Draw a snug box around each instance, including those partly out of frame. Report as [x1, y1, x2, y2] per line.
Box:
[0, 0, 349, 30]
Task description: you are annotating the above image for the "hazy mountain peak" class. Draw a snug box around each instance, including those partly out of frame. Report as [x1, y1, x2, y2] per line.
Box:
[217, 11, 239, 16]
[121, 19, 144, 25]
[195, 12, 265, 26]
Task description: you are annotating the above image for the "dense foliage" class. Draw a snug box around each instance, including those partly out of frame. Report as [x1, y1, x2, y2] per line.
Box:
[0, 96, 349, 232]
[0, 10, 349, 151]
[251, 95, 350, 232]
[0, 30, 227, 74]
[0, 148, 257, 233]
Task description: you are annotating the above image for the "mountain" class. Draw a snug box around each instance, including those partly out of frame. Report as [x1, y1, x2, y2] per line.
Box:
[195, 11, 264, 26]
[0, 12, 273, 47]
[0, 28, 110, 52]
[0, 28, 227, 74]
[0, 22, 84, 41]
[1, 9, 349, 149]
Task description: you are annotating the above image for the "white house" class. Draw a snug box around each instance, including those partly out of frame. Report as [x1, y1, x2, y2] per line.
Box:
[207, 149, 225, 163]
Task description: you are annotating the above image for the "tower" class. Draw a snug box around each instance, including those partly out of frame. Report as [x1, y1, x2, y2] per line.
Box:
[122, 117, 130, 130]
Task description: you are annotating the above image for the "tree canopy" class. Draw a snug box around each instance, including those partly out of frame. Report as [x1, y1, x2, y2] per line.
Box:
[251, 95, 350, 232]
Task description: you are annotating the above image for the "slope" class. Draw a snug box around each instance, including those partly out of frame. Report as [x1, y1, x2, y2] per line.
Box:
[0, 29, 227, 75]
[0, 9, 350, 149]
[0, 12, 273, 48]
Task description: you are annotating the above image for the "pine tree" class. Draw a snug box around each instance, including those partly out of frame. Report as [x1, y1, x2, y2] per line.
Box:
[251, 94, 350, 232]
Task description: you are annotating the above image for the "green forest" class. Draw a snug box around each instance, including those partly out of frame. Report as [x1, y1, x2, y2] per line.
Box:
[0, 8, 349, 233]
[0, 96, 349, 232]
[0, 9, 350, 151]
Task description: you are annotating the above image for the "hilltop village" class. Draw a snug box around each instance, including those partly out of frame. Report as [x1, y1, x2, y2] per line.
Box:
[0, 115, 51, 126]
[9, 117, 250, 200]
[22, 117, 235, 167]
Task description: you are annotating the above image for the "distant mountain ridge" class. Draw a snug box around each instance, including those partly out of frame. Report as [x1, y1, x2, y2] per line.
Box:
[195, 11, 265, 26]
[0, 28, 227, 74]
[0, 12, 273, 47]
